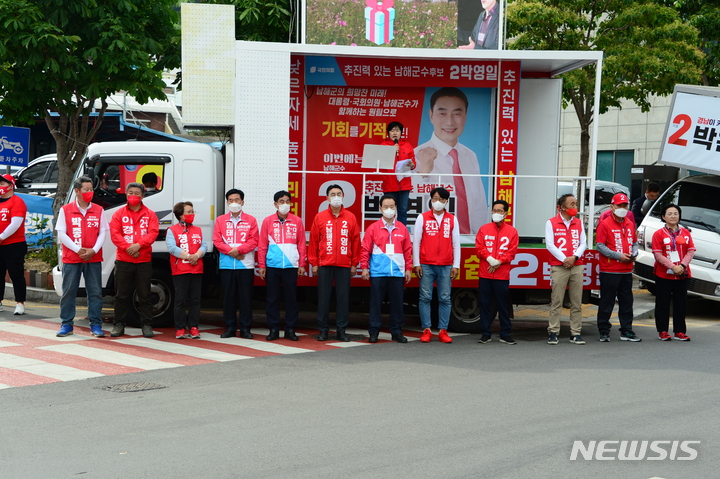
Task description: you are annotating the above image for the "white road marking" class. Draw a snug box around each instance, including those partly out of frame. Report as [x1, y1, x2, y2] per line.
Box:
[39, 344, 181, 370]
[113, 338, 252, 362]
[0, 352, 104, 381]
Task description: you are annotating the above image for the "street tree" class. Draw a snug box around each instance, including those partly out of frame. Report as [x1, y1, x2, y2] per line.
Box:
[507, 0, 705, 177]
[0, 0, 180, 215]
[202, 0, 293, 42]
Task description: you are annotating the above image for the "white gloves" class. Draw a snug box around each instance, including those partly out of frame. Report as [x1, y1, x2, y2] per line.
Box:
[487, 256, 501, 267]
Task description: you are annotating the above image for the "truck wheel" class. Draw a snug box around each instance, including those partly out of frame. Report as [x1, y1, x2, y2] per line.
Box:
[448, 288, 482, 333]
[645, 282, 656, 295]
[128, 267, 175, 328]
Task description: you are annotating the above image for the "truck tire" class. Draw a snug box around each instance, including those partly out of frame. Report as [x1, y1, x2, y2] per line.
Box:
[127, 266, 175, 328]
[448, 288, 483, 333]
[645, 281, 656, 295]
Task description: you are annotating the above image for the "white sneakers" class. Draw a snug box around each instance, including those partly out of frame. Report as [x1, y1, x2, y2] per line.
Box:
[13, 303, 25, 315]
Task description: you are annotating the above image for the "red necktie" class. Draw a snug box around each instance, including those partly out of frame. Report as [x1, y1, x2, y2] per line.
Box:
[450, 148, 470, 234]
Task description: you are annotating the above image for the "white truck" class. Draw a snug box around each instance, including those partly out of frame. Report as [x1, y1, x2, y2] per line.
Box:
[634, 85, 720, 301]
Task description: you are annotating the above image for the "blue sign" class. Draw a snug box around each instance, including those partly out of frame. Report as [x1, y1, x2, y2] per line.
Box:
[0, 126, 31, 168]
[16, 193, 54, 246]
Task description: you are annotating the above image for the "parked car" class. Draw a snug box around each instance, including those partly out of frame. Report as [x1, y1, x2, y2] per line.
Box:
[13, 154, 58, 197]
[557, 179, 630, 227]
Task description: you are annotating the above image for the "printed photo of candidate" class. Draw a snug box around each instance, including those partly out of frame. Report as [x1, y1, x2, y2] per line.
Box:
[457, 0, 501, 50]
[413, 86, 492, 235]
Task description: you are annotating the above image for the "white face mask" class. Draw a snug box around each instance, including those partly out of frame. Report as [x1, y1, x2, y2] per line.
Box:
[382, 208, 396, 219]
[614, 208, 628, 218]
[492, 213, 505, 223]
[432, 200, 446, 212]
[228, 203, 242, 214]
[329, 196, 343, 208]
[277, 204, 291, 215]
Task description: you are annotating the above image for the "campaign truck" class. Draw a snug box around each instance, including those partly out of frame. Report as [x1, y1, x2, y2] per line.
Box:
[634, 84, 720, 301]
[52, 4, 607, 332]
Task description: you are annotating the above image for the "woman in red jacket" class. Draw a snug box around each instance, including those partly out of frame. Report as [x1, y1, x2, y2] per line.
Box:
[380, 122, 416, 226]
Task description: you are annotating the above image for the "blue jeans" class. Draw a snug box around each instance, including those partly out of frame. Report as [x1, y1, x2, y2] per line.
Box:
[385, 190, 410, 226]
[418, 264, 452, 330]
[60, 262, 103, 327]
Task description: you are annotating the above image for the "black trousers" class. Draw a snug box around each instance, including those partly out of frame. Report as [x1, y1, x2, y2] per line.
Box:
[0, 241, 26, 303]
[173, 273, 202, 330]
[220, 269, 254, 331]
[479, 278, 512, 337]
[597, 272, 634, 335]
[654, 277, 688, 333]
[114, 260, 153, 326]
[317, 266, 351, 332]
[265, 267, 299, 331]
[368, 276, 405, 335]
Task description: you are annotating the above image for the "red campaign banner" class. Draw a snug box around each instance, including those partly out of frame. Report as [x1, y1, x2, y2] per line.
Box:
[289, 56, 305, 215]
[312, 57, 501, 88]
[494, 61, 520, 223]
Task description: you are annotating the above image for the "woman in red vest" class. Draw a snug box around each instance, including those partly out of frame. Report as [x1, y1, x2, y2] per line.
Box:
[380, 121, 415, 225]
[652, 204, 695, 341]
[166, 201, 207, 339]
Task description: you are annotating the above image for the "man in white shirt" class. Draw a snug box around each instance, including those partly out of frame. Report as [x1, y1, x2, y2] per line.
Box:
[414, 87, 487, 235]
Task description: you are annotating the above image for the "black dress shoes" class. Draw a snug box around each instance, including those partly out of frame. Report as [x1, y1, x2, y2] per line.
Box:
[284, 330, 299, 341]
[391, 333, 408, 343]
[317, 330, 329, 341]
[266, 329, 280, 341]
[220, 329, 236, 338]
[336, 329, 350, 342]
[368, 332, 379, 343]
[239, 329, 254, 339]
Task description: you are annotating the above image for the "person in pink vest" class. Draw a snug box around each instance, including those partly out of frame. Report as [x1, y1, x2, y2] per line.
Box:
[595, 192, 640, 342]
[475, 200, 519, 344]
[56, 176, 109, 338]
[0, 174, 27, 315]
[360, 195, 413, 343]
[545, 194, 587, 345]
[166, 201, 207, 339]
[257, 190, 307, 341]
[652, 203, 695, 341]
[413, 187, 460, 344]
[212, 189, 259, 339]
[109, 182, 160, 338]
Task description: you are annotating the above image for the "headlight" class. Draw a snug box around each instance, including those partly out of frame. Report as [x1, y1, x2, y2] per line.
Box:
[636, 226, 645, 251]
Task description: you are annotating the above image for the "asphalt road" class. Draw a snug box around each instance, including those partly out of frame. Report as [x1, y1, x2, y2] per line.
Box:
[1, 298, 719, 479]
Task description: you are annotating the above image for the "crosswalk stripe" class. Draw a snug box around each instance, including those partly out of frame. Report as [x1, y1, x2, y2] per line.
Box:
[38, 344, 183, 371]
[113, 338, 253, 362]
[0, 383, 12, 389]
[0, 340, 21, 348]
[0, 322, 92, 342]
[0, 352, 104, 381]
[199, 333, 317, 355]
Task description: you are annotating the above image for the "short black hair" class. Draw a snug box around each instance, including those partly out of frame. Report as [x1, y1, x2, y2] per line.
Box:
[430, 87, 469, 111]
[557, 193, 575, 209]
[142, 172, 158, 186]
[661, 203, 681, 220]
[647, 182, 661, 193]
[492, 200, 509, 212]
[430, 187, 450, 200]
[226, 188, 244, 200]
[326, 184, 343, 195]
[379, 195, 397, 207]
[274, 190, 291, 203]
[387, 121, 403, 134]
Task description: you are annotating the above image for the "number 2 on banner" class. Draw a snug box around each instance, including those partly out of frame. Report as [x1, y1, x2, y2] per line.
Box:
[668, 114, 691, 147]
[510, 253, 538, 286]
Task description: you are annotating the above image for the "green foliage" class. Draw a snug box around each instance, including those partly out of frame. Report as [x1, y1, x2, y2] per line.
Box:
[507, 0, 706, 176]
[307, 0, 457, 48]
[202, 0, 294, 42]
[25, 215, 59, 269]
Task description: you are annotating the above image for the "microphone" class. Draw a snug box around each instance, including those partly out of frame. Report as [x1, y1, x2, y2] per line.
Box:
[394, 139, 399, 145]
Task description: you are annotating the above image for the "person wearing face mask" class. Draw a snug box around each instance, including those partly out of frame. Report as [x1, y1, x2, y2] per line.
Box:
[166, 201, 206, 340]
[213, 189, 259, 339]
[413, 187, 460, 344]
[380, 121, 416, 226]
[475, 200, 519, 344]
[545, 194, 587, 345]
[257, 191, 307, 341]
[109, 182, 160, 338]
[360, 195, 413, 343]
[595, 192, 641, 342]
[55, 176, 109, 338]
[308, 184, 361, 342]
[0, 174, 28, 315]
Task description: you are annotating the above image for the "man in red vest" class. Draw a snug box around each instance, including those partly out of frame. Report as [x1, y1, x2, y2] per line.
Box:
[56, 176, 109, 338]
[308, 184, 361, 342]
[0, 174, 28, 315]
[595, 192, 640, 342]
[475, 200, 518, 344]
[545, 194, 587, 345]
[109, 182, 160, 338]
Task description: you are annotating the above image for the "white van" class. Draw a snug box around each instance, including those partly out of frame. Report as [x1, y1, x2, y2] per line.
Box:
[634, 174, 720, 301]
